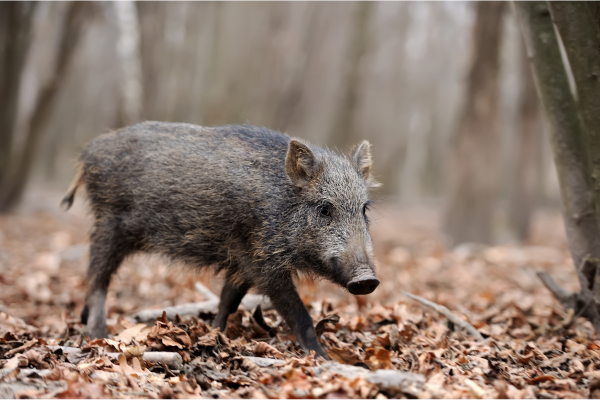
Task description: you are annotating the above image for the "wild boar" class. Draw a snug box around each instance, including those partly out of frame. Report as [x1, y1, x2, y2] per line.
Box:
[63, 122, 380, 359]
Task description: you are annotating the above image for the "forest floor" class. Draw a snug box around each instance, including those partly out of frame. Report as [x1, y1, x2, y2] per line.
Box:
[0, 188, 597, 399]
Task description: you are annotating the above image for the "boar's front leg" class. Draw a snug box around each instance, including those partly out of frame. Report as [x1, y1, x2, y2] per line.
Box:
[263, 277, 330, 360]
[213, 280, 249, 332]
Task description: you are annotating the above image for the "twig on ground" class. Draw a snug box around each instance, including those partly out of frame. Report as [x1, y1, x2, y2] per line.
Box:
[313, 362, 425, 398]
[47, 345, 184, 370]
[536, 271, 573, 306]
[194, 282, 220, 302]
[464, 378, 485, 399]
[5, 339, 38, 357]
[135, 285, 272, 323]
[134, 301, 220, 323]
[241, 294, 273, 312]
[195, 281, 272, 312]
[401, 291, 484, 342]
[133, 351, 183, 370]
[550, 308, 575, 332]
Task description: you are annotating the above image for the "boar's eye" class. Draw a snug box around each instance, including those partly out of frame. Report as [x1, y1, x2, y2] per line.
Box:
[363, 201, 371, 215]
[363, 201, 371, 222]
[318, 204, 333, 224]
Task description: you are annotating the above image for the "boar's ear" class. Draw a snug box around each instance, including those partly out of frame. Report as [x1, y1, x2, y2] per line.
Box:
[350, 140, 381, 188]
[286, 139, 321, 188]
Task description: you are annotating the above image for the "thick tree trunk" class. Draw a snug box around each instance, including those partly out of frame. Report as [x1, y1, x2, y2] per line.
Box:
[0, 2, 92, 212]
[506, 43, 543, 242]
[550, 2, 600, 238]
[515, 1, 600, 331]
[586, 2, 600, 35]
[443, 1, 505, 247]
[0, 2, 37, 204]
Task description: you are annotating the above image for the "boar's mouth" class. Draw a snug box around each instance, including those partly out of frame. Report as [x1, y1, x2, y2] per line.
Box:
[347, 276, 380, 295]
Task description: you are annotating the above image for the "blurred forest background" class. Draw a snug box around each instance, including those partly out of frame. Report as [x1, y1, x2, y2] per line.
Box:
[0, 1, 559, 246]
[8, 3, 600, 397]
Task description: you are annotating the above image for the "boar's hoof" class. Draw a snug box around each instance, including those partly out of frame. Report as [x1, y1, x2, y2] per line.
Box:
[347, 277, 380, 295]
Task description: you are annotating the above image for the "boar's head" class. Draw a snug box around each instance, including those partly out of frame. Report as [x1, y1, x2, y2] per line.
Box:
[285, 138, 381, 295]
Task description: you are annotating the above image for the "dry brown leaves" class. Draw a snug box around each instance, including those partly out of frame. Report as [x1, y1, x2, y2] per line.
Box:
[0, 205, 597, 398]
[147, 312, 192, 351]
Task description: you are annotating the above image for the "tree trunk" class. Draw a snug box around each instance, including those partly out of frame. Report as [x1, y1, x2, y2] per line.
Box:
[515, 1, 600, 332]
[137, 2, 162, 120]
[114, 1, 143, 126]
[550, 2, 600, 237]
[443, 1, 505, 247]
[329, 1, 372, 149]
[204, 2, 225, 126]
[506, 42, 543, 242]
[586, 2, 600, 35]
[0, 2, 37, 203]
[0, 2, 92, 212]
[271, 4, 320, 133]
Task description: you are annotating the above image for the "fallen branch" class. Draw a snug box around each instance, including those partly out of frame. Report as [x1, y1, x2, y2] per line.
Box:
[241, 293, 272, 312]
[244, 356, 285, 367]
[135, 283, 272, 323]
[132, 351, 183, 370]
[194, 281, 219, 302]
[195, 281, 272, 311]
[134, 300, 219, 323]
[464, 378, 485, 399]
[5, 339, 38, 357]
[536, 271, 573, 307]
[401, 291, 484, 342]
[47, 345, 183, 370]
[550, 308, 575, 332]
[313, 362, 425, 398]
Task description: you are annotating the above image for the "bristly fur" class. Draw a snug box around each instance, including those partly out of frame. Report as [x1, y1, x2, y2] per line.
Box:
[68, 121, 380, 359]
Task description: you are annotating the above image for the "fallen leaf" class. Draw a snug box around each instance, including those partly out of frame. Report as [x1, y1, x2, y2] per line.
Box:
[113, 323, 151, 344]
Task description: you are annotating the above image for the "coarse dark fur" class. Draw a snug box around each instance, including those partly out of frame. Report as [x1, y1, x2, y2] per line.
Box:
[63, 122, 381, 359]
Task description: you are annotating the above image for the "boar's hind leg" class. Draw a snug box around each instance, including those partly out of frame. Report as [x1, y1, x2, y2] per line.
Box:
[213, 280, 249, 332]
[81, 219, 131, 339]
[264, 278, 330, 360]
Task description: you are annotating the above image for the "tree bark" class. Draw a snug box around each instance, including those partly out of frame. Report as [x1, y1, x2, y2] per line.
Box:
[0, 2, 92, 212]
[272, 4, 320, 133]
[586, 2, 600, 36]
[114, 1, 143, 125]
[443, 1, 505, 247]
[515, 1, 600, 331]
[329, 1, 372, 149]
[0, 2, 37, 203]
[507, 42, 543, 242]
[550, 2, 600, 238]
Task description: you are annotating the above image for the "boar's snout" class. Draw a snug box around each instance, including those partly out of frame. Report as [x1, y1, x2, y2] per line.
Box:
[347, 277, 380, 295]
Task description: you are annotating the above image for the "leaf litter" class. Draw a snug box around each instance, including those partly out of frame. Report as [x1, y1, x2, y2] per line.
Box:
[0, 205, 597, 398]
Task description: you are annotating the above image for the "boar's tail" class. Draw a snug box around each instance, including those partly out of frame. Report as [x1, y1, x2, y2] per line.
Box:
[61, 165, 84, 211]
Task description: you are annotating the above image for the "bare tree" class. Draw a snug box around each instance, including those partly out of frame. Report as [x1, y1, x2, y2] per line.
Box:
[0, 2, 37, 207]
[443, 1, 506, 246]
[515, 1, 600, 332]
[506, 43, 543, 242]
[0, 2, 93, 212]
[329, 1, 373, 148]
[5, 3, 540, 205]
[114, 1, 143, 125]
[271, 4, 320, 133]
